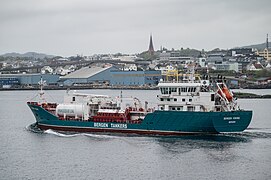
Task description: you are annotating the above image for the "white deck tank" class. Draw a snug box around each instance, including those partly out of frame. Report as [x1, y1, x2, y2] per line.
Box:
[56, 104, 84, 117]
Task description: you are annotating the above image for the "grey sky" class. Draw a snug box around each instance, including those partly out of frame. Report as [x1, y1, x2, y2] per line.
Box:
[0, 0, 270, 56]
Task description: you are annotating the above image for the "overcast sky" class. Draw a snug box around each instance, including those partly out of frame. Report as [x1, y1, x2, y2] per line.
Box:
[0, 0, 270, 56]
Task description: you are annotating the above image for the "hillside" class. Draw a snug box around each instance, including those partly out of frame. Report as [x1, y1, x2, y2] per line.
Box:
[241, 42, 271, 50]
[0, 52, 55, 59]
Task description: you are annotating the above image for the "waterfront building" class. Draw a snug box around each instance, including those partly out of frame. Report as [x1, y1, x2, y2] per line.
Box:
[54, 65, 76, 76]
[246, 61, 264, 71]
[256, 34, 271, 61]
[110, 70, 161, 86]
[41, 66, 54, 74]
[155, 64, 177, 75]
[123, 64, 138, 71]
[235, 57, 256, 71]
[207, 54, 224, 64]
[256, 48, 271, 61]
[100, 54, 114, 61]
[208, 62, 240, 72]
[117, 55, 138, 62]
[159, 51, 171, 61]
[228, 48, 253, 57]
[59, 64, 117, 86]
[0, 77, 19, 88]
[0, 74, 59, 86]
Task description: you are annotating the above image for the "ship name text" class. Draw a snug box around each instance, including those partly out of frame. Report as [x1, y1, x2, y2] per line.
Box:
[223, 117, 240, 120]
[93, 122, 127, 129]
[111, 123, 127, 129]
[94, 122, 109, 128]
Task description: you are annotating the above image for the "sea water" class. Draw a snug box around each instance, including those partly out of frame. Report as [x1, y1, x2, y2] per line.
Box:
[0, 89, 271, 180]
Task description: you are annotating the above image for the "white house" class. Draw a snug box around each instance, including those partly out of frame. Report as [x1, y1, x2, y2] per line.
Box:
[41, 66, 54, 74]
[123, 64, 137, 71]
[246, 61, 264, 71]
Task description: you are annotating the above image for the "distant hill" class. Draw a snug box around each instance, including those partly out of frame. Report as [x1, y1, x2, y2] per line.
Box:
[177, 48, 201, 57]
[240, 42, 271, 50]
[0, 52, 55, 59]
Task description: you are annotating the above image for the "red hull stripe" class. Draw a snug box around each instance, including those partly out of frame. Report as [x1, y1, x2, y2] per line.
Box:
[37, 124, 204, 136]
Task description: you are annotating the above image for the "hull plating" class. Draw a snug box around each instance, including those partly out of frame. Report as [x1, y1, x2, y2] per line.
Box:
[28, 104, 252, 135]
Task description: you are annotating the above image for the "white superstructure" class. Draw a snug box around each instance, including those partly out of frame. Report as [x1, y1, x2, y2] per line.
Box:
[157, 69, 238, 112]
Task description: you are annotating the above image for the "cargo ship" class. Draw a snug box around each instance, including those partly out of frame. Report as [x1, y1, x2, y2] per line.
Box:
[27, 69, 252, 135]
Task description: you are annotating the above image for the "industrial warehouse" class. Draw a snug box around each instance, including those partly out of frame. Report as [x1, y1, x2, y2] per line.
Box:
[110, 70, 161, 86]
[0, 74, 59, 88]
[0, 64, 161, 89]
[59, 64, 117, 86]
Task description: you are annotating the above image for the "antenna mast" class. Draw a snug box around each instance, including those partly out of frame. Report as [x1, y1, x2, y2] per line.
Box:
[38, 77, 46, 102]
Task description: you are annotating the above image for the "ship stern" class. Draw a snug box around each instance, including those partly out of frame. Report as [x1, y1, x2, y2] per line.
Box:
[212, 110, 252, 133]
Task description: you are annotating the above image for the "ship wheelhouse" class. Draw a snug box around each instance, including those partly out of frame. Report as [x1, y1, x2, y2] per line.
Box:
[157, 82, 209, 112]
[156, 68, 222, 112]
[157, 68, 239, 113]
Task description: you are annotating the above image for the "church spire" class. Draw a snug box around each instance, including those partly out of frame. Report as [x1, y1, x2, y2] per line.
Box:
[148, 34, 154, 55]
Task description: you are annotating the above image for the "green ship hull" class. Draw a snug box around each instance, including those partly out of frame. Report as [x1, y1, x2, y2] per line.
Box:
[28, 104, 252, 135]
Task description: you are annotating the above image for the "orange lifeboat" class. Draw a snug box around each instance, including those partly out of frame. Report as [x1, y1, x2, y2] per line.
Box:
[218, 87, 233, 102]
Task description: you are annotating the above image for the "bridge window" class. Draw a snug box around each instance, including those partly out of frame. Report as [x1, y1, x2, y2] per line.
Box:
[182, 98, 185, 102]
[174, 98, 177, 101]
[211, 94, 215, 101]
[168, 87, 177, 94]
[72, 97, 75, 101]
[160, 88, 169, 94]
[181, 87, 187, 92]
[177, 106, 183, 111]
[165, 88, 169, 94]
[187, 87, 197, 92]
[188, 106, 195, 111]
[170, 88, 177, 92]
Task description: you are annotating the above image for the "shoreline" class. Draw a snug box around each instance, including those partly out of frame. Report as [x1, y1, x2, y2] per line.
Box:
[0, 85, 158, 91]
[232, 92, 271, 99]
[0, 86, 270, 99]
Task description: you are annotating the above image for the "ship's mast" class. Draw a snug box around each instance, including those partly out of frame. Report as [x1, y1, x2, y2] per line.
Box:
[190, 66, 195, 83]
[38, 77, 46, 102]
[118, 90, 123, 108]
[187, 63, 195, 83]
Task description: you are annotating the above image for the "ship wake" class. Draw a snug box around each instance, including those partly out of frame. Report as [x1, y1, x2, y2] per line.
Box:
[26, 123, 117, 139]
[26, 123, 271, 140]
